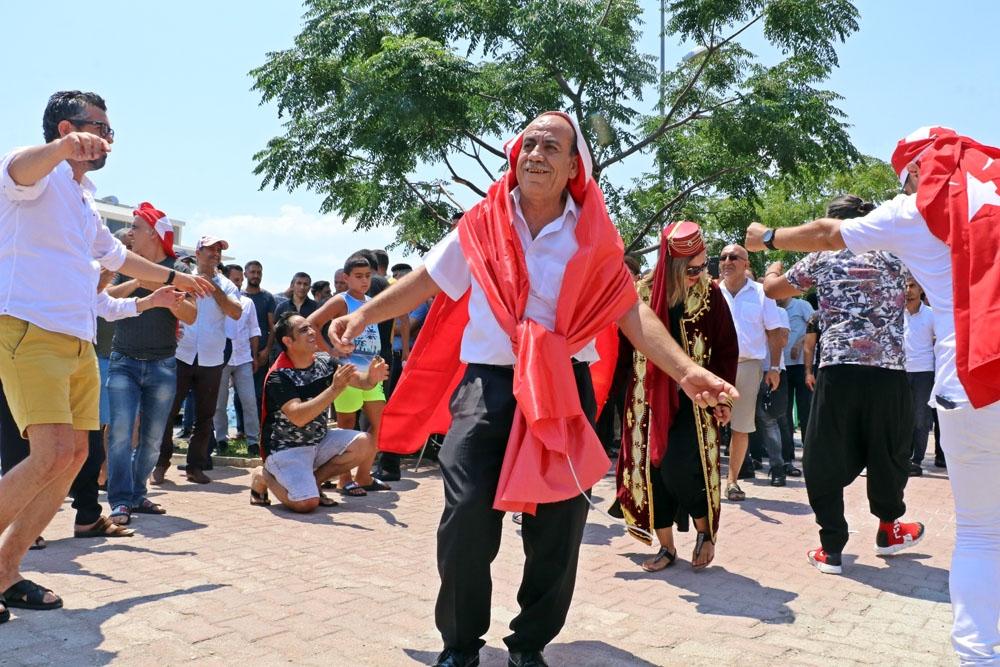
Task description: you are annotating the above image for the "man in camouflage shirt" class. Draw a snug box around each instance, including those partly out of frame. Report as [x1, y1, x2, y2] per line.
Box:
[759, 195, 925, 575]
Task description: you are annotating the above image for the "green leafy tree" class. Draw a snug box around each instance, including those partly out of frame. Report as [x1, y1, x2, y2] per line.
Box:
[252, 0, 862, 253]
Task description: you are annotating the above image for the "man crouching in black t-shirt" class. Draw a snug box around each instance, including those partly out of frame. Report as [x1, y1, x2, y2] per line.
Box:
[250, 313, 388, 513]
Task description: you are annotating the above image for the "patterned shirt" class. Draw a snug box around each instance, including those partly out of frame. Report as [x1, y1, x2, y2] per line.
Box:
[785, 249, 906, 370]
[262, 353, 338, 454]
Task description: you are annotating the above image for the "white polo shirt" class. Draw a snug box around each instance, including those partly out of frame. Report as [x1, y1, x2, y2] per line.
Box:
[176, 274, 240, 367]
[720, 278, 785, 361]
[840, 194, 965, 406]
[424, 188, 598, 365]
[226, 295, 261, 367]
[904, 303, 935, 373]
[0, 150, 128, 342]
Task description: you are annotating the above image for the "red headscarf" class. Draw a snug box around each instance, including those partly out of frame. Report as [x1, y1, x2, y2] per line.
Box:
[379, 112, 638, 513]
[133, 202, 176, 258]
[893, 128, 1000, 407]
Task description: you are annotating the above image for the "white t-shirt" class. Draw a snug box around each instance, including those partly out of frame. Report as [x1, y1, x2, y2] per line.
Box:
[840, 194, 965, 406]
[424, 188, 598, 365]
[176, 274, 241, 367]
[0, 150, 128, 342]
[904, 303, 935, 373]
[719, 278, 785, 361]
[225, 295, 261, 367]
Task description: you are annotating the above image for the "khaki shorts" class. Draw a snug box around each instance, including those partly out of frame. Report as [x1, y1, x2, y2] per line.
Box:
[731, 360, 763, 434]
[0, 316, 100, 435]
[264, 429, 367, 502]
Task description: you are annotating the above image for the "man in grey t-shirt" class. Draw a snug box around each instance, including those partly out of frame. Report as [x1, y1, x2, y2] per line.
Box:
[104, 203, 196, 526]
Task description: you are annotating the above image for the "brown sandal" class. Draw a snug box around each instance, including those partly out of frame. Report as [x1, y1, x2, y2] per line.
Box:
[75, 516, 135, 538]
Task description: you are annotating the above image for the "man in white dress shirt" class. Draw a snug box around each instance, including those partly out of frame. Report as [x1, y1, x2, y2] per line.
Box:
[156, 236, 241, 485]
[717, 244, 786, 501]
[214, 264, 261, 454]
[331, 112, 738, 667]
[903, 277, 935, 476]
[0, 90, 210, 617]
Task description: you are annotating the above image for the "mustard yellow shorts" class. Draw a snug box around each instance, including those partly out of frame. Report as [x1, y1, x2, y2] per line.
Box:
[0, 316, 100, 436]
[333, 383, 386, 414]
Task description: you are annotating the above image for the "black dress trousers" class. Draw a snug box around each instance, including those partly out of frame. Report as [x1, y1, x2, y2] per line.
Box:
[435, 361, 595, 654]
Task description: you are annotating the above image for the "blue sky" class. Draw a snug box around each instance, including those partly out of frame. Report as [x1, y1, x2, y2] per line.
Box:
[2, 2, 997, 291]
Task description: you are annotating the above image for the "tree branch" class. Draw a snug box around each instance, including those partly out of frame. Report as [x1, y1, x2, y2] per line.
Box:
[467, 138, 496, 181]
[443, 153, 488, 198]
[462, 130, 505, 159]
[402, 179, 452, 226]
[598, 11, 765, 171]
[624, 167, 740, 253]
[436, 182, 465, 212]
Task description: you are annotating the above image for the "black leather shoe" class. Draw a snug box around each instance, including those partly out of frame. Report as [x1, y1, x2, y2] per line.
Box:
[508, 651, 548, 667]
[373, 466, 401, 482]
[908, 462, 923, 477]
[769, 469, 786, 487]
[434, 649, 479, 667]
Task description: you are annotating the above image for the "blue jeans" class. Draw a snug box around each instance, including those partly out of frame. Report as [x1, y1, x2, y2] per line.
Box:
[106, 352, 177, 509]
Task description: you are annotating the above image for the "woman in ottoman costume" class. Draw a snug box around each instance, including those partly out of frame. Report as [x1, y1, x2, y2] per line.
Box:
[616, 221, 738, 571]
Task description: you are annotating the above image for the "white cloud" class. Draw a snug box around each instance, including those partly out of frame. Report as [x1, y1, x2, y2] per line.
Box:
[182, 205, 424, 293]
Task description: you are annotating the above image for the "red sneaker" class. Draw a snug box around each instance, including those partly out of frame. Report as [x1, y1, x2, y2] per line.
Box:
[875, 520, 925, 555]
[807, 548, 842, 574]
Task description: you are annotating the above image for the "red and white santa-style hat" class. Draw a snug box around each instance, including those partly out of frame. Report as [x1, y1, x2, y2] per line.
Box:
[891, 126, 957, 187]
[133, 202, 176, 258]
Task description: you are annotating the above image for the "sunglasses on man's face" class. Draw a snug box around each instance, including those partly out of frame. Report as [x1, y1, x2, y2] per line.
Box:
[685, 263, 707, 276]
[719, 253, 746, 262]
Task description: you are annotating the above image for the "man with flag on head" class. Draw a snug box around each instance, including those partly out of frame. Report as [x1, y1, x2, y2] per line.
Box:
[745, 126, 1000, 664]
[330, 111, 738, 667]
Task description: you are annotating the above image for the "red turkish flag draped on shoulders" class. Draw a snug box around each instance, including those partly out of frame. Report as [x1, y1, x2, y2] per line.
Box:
[894, 130, 1000, 407]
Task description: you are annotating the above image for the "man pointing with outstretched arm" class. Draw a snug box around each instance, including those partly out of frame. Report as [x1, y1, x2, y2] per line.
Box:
[745, 126, 1000, 665]
[0, 90, 212, 623]
[330, 111, 737, 667]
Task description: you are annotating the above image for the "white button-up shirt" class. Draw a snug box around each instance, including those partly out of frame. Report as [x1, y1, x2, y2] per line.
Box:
[94, 291, 138, 322]
[720, 278, 785, 361]
[904, 303, 935, 373]
[226, 295, 261, 367]
[424, 188, 598, 365]
[176, 274, 240, 367]
[0, 150, 128, 342]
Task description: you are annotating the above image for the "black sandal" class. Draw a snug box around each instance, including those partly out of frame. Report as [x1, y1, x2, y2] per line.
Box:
[28, 536, 46, 551]
[2, 580, 62, 610]
[0, 594, 8, 624]
[641, 547, 677, 572]
[318, 493, 339, 507]
[250, 488, 271, 506]
[692, 532, 715, 570]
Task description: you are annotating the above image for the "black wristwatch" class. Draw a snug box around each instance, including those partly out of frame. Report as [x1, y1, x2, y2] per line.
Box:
[762, 228, 777, 251]
[164, 269, 176, 286]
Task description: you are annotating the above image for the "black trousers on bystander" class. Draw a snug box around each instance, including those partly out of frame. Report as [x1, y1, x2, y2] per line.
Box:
[804, 364, 913, 555]
[435, 362, 594, 655]
[158, 358, 225, 471]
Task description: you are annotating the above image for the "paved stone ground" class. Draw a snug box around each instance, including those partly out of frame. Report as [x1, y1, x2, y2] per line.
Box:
[2, 449, 955, 666]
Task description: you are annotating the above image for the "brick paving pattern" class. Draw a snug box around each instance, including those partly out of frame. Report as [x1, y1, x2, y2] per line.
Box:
[2, 454, 955, 665]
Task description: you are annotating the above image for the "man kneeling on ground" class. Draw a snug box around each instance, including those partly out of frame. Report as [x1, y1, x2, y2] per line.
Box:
[250, 312, 388, 513]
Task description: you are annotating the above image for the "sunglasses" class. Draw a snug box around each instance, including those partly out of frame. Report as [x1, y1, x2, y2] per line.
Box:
[719, 253, 746, 262]
[69, 118, 115, 141]
[685, 263, 707, 276]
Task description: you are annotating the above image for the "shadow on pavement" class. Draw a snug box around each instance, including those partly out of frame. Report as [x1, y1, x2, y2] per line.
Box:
[582, 521, 625, 546]
[840, 552, 950, 603]
[1, 583, 225, 665]
[734, 496, 814, 525]
[615, 564, 798, 624]
[26, 540, 202, 584]
[405, 641, 657, 666]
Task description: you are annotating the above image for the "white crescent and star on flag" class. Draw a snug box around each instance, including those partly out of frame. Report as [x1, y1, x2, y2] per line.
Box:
[966, 156, 1000, 222]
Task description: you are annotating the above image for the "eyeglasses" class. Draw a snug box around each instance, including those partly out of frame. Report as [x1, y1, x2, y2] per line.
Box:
[719, 253, 746, 262]
[685, 263, 707, 276]
[69, 118, 115, 140]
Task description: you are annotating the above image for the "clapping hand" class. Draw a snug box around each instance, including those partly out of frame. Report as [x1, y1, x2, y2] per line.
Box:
[367, 356, 389, 384]
[333, 363, 356, 391]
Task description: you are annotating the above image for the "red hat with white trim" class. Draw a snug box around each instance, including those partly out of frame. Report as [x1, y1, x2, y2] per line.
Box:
[891, 126, 957, 187]
[132, 202, 176, 258]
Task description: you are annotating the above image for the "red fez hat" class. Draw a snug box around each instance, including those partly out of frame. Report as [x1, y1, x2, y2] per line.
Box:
[663, 220, 704, 258]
